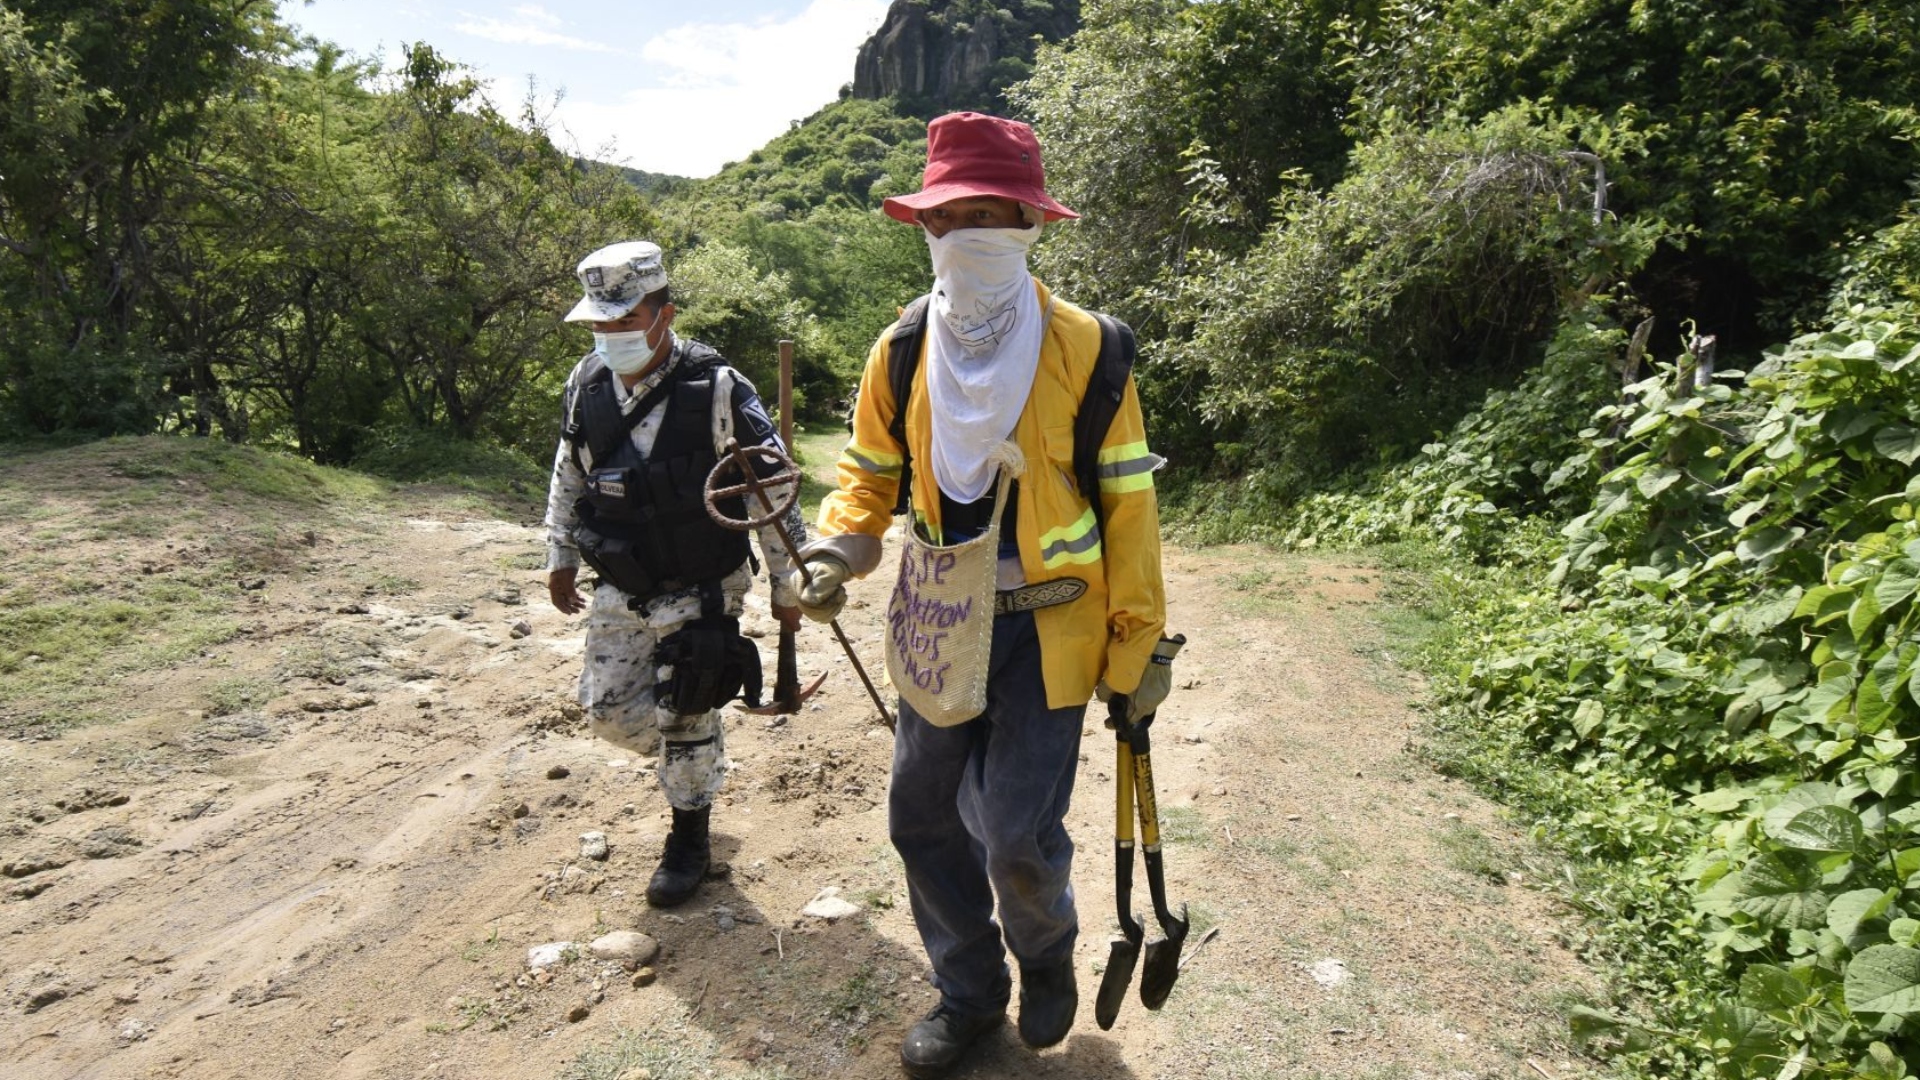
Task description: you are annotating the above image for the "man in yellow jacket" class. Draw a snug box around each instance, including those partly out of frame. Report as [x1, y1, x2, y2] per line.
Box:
[790, 112, 1172, 1078]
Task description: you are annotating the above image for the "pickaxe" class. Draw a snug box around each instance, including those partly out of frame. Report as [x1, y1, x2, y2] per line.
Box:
[703, 439, 895, 730]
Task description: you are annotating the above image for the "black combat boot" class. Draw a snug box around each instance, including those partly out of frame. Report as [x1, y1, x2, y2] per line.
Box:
[1017, 959, 1077, 1048]
[645, 805, 710, 907]
[900, 1003, 1005, 1078]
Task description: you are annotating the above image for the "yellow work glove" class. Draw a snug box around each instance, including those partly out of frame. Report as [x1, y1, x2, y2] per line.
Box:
[787, 555, 850, 624]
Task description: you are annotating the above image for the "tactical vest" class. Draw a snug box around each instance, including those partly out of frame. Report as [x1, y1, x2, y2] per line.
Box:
[563, 345, 751, 606]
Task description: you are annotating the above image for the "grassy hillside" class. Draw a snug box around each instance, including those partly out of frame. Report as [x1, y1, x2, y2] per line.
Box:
[0, 437, 545, 736]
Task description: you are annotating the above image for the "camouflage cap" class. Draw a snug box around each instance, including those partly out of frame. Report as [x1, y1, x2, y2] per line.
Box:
[565, 240, 669, 323]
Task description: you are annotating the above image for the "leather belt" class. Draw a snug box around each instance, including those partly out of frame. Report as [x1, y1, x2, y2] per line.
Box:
[993, 578, 1088, 616]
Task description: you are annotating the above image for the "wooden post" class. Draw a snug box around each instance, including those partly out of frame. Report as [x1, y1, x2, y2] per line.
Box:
[777, 339, 794, 449]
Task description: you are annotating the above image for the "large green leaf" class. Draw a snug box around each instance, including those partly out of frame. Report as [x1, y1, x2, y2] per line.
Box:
[1795, 584, 1842, 619]
[1874, 425, 1920, 466]
[1828, 887, 1897, 941]
[1570, 699, 1604, 739]
[1699, 1002, 1783, 1066]
[1739, 963, 1813, 1011]
[1856, 669, 1897, 735]
[1730, 852, 1832, 929]
[1874, 559, 1920, 613]
[1844, 944, 1920, 1017]
[1740, 589, 1804, 635]
[1636, 465, 1681, 498]
[1854, 1041, 1908, 1080]
[1806, 676, 1858, 723]
[1738, 526, 1799, 563]
[1851, 589, 1885, 641]
[1763, 804, 1865, 853]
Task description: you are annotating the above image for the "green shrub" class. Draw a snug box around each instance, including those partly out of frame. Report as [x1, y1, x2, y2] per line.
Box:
[1285, 300, 1920, 1077]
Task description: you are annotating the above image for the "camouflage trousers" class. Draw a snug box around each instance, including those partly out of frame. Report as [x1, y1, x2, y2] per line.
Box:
[577, 566, 750, 811]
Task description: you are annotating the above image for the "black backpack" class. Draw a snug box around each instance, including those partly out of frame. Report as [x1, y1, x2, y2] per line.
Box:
[883, 294, 1138, 539]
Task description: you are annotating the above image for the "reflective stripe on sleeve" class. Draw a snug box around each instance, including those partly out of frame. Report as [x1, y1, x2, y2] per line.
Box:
[1039, 506, 1102, 567]
[840, 441, 903, 478]
[1096, 441, 1163, 494]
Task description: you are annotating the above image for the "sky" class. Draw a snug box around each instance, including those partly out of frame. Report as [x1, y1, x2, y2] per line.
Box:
[278, 0, 893, 178]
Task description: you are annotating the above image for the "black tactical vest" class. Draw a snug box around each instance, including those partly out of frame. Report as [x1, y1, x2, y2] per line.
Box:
[563, 345, 751, 605]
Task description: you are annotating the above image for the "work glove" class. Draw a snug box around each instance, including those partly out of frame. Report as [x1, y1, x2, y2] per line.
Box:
[1097, 634, 1186, 726]
[787, 555, 851, 624]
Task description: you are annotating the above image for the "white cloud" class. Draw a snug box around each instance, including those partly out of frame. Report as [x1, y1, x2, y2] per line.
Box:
[511, 4, 561, 25]
[548, 0, 890, 177]
[454, 13, 622, 53]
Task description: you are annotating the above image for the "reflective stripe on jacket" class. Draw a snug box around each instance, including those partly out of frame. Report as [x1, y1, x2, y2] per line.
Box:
[817, 280, 1167, 708]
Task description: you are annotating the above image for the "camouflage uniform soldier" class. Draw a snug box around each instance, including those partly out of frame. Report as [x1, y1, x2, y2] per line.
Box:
[545, 241, 806, 906]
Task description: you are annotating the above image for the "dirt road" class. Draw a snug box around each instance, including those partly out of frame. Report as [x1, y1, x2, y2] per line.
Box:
[0, 439, 1595, 1080]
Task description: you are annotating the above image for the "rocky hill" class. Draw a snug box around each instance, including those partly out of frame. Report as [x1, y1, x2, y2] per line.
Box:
[851, 0, 1081, 113]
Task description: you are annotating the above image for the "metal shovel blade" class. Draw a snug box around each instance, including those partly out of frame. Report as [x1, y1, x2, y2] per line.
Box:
[1139, 902, 1189, 1010]
[1094, 928, 1142, 1030]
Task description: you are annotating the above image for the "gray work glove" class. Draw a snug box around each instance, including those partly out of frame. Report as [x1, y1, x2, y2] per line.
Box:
[787, 554, 851, 624]
[1097, 634, 1186, 726]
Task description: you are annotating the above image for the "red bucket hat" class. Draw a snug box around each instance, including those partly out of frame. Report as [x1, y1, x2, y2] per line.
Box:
[883, 112, 1079, 225]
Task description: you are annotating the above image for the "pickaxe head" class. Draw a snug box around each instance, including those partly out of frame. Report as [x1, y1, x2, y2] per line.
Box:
[739, 670, 828, 715]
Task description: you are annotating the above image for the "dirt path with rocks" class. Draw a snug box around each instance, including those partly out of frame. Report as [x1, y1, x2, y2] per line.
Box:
[0, 439, 1598, 1080]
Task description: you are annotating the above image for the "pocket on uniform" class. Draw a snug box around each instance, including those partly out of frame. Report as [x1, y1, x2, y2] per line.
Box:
[1041, 423, 1077, 496]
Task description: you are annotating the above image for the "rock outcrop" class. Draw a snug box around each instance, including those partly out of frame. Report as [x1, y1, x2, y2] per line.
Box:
[851, 0, 1081, 112]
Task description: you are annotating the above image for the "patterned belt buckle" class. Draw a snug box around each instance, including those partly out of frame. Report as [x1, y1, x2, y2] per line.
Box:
[993, 577, 1089, 616]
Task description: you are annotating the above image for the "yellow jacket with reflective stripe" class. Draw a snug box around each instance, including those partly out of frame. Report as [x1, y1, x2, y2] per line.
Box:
[817, 280, 1167, 709]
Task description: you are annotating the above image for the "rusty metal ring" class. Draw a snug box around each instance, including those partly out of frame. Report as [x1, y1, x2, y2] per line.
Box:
[704, 443, 802, 531]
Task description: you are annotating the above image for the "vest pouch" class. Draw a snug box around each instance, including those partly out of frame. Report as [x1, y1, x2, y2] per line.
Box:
[583, 467, 647, 524]
[574, 522, 661, 599]
[654, 615, 763, 715]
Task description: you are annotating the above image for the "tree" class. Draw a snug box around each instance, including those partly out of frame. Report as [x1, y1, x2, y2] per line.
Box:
[669, 241, 836, 419]
[1347, 0, 1920, 346]
[348, 45, 655, 455]
[0, 0, 273, 435]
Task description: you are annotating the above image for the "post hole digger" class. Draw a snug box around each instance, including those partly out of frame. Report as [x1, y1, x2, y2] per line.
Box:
[1095, 633, 1190, 1030]
[703, 438, 896, 729]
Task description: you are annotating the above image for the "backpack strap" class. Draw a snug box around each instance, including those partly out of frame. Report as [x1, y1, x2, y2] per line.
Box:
[886, 295, 932, 515]
[1078, 312, 1138, 542]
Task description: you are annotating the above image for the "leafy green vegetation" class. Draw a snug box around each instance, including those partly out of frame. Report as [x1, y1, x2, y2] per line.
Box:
[1275, 293, 1920, 1076]
[1, 5, 648, 466]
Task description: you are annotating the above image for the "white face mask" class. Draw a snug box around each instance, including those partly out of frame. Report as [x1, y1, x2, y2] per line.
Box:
[592, 307, 664, 375]
[925, 224, 1039, 358]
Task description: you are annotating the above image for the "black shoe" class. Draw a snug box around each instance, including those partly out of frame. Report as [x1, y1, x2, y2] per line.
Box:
[900, 1004, 1004, 1078]
[1017, 960, 1077, 1049]
[645, 806, 710, 908]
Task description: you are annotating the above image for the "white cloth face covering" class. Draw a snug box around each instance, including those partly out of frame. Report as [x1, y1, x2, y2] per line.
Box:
[924, 223, 1044, 503]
